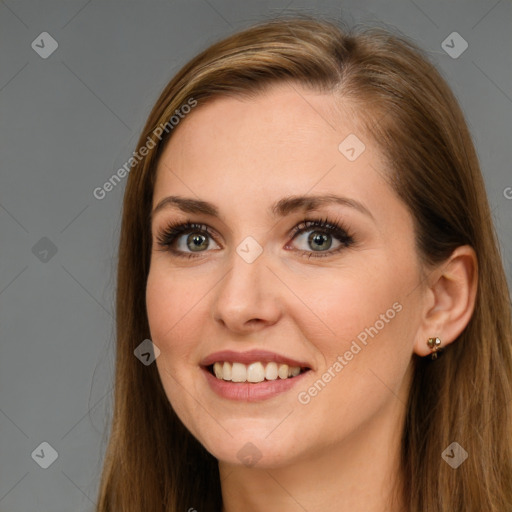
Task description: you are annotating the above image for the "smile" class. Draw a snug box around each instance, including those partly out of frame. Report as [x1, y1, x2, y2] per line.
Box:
[209, 361, 308, 382]
[200, 349, 312, 401]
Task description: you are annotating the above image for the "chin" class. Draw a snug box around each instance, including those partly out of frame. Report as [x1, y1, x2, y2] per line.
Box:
[188, 420, 305, 469]
[206, 441, 296, 469]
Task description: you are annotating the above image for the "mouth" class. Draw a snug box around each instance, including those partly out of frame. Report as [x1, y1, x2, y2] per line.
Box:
[205, 361, 311, 383]
[200, 349, 312, 401]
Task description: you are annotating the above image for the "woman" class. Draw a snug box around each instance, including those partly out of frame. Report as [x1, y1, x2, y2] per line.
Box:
[96, 16, 512, 512]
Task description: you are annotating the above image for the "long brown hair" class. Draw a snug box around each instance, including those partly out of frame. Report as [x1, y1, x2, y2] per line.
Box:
[96, 16, 512, 511]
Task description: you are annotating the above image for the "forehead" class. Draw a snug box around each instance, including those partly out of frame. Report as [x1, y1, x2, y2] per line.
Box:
[151, 84, 395, 224]
[160, 85, 362, 165]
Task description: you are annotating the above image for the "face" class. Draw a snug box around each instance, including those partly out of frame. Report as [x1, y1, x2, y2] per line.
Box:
[146, 83, 427, 469]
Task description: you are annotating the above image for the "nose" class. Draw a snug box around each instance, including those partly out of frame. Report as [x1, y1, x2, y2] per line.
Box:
[211, 249, 283, 334]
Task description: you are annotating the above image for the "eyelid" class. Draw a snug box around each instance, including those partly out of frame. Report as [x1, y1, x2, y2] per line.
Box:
[154, 221, 220, 251]
[286, 217, 355, 255]
[154, 216, 355, 258]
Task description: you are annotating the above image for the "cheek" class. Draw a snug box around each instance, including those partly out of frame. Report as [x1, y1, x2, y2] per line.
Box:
[145, 267, 202, 366]
[293, 266, 401, 351]
[291, 262, 414, 398]
[146, 267, 207, 426]
[291, 293, 410, 441]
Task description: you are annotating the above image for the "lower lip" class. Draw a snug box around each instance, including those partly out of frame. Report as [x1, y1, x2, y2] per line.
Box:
[202, 366, 309, 402]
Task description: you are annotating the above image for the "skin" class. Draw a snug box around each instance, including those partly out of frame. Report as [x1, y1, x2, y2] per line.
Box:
[146, 83, 477, 512]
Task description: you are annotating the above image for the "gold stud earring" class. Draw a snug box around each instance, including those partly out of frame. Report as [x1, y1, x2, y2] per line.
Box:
[427, 337, 442, 359]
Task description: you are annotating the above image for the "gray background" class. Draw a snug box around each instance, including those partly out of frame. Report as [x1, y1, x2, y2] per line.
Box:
[0, 0, 511, 510]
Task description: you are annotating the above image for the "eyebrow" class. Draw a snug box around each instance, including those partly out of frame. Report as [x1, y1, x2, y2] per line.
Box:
[151, 194, 374, 222]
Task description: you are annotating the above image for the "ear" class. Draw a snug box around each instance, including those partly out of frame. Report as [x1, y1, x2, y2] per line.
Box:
[413, 245, 478, 357]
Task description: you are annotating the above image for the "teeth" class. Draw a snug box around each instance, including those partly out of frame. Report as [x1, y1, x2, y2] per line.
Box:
[265, 362, 278, 381]
[222, 361, 232, 381]
[210, 361, 304, 382]
[231, 362, 246, 382]
[247, 362, 265, 383]
[213, 362, 223, 379]
[278, 364, 289, 379]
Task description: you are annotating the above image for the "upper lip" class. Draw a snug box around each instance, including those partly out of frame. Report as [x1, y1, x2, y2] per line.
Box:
[200, 349, 311, 369]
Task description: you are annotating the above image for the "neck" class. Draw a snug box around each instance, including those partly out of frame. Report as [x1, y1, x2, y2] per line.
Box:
[218, 395, 406, 512]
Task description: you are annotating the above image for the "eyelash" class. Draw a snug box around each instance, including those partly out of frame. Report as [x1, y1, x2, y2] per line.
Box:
[155, 216, 355, 260]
